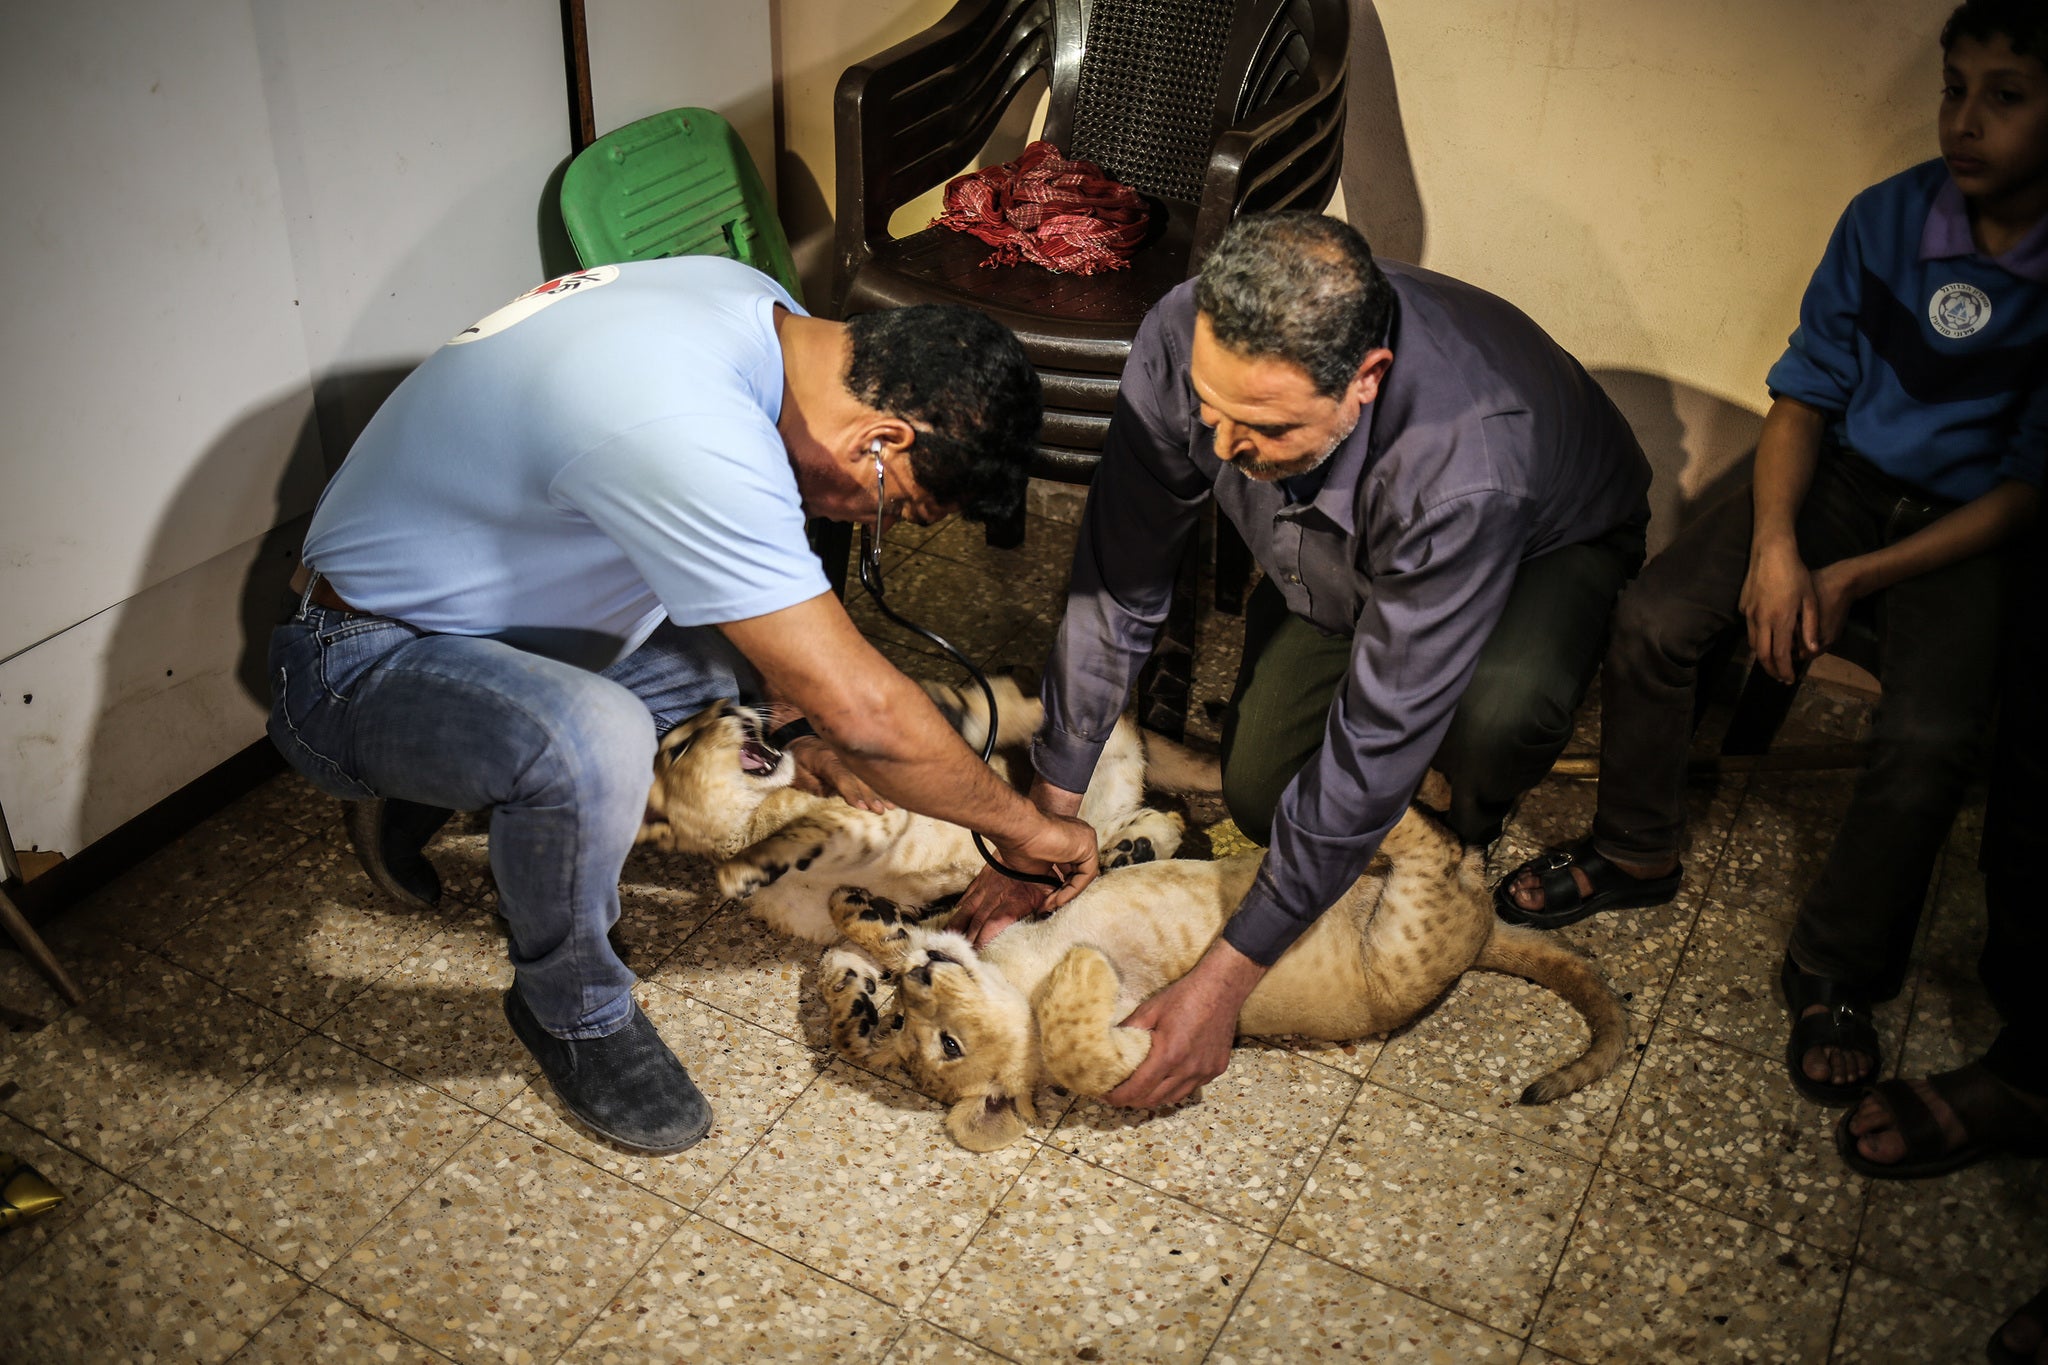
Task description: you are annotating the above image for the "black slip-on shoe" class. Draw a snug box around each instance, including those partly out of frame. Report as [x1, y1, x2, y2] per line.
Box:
[1987, 1284, 2048, 1365]
[344, 798, 454, 909]
[503, 987, 713, 1154]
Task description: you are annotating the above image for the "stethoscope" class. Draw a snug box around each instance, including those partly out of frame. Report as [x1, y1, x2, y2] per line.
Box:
[860, 441, 1063, 888]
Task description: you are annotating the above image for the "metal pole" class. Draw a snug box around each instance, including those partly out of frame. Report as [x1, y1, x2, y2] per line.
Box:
[0, 800, 85, 1007]
[1547, 743, 1868, 782]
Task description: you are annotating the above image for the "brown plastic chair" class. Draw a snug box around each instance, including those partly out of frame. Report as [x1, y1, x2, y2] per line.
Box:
[836, 0, 1346, 475]
[832, 0, 1348, 731]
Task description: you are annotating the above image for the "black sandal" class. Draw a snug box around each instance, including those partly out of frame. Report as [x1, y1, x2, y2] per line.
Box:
[1835, 1065, 2048, 1181]
[1492, 837, 1682, 929]
[1779, 954, 1882, 1106]
[1988, 1283, 2048, 1365]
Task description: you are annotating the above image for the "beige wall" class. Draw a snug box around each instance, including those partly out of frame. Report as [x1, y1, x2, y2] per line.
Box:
[1350, 0, 1938, 532]
[773, 0, 1945, 535]
[772, 1, 958, 297]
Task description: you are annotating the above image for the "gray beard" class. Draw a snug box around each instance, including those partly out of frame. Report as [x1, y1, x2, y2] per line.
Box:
[1233, 404, 1359, 479]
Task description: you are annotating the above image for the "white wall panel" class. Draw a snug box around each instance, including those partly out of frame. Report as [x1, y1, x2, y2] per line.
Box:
[0, 0, 575, 858]
[585, 0, 775, 189]
[0, 1, 315, 662]
[0, 520, 299, 855]
[250, 0, 571, 456]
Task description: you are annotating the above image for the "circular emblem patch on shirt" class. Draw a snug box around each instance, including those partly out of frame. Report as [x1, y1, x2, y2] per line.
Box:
[1927, 281, 1992, 339]
[446, 264, 620, 345]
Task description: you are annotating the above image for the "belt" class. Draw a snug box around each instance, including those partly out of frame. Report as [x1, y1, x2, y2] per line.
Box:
[1823, 440, 1960, 516]
[289, 565, 363, 615]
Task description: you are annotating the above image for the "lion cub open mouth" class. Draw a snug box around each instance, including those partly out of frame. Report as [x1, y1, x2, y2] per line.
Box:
[817, 781, 1627, 1152]
[635, 676, 1218, 943]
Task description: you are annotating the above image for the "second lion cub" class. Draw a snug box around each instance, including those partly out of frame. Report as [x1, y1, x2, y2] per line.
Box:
[820, 775, 1627, 1151]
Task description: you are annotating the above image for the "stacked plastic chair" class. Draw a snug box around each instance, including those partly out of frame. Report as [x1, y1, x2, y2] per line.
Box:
[560, 107, 802, 303]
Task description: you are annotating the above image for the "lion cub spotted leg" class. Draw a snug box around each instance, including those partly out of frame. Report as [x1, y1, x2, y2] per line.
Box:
[825, 886, 924, 971]
[819, 945, 905, 1067]
[716, 812, 879, 902]
[1033, 946, 1152, 1097]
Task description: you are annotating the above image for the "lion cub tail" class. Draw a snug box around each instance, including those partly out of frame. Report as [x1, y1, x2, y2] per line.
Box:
[1033, 946, 1152, 1097]
[1138, 731, 1222, 794]
[1475, 923, 1630, 1104]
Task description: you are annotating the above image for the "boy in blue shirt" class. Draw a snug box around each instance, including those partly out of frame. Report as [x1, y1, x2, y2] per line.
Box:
[1496, 0, 2045, 1171]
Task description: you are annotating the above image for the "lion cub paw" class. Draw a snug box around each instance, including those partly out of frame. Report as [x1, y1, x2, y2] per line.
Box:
[821, 946, 882, 1005]
[1034, 946, 1151, 1097]
[1103, 810, 1185, 868]
[820, 946, 897, 1058]
[1102, 835, 1156, 869]
[826, 886, 918, 963]
[715, 858, 771, 901]
[716, 831, 830, 901]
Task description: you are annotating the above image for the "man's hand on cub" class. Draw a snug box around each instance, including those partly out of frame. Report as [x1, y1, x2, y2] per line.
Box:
[958, 775, 1094, 945]
[987, 814, 1100, 912]
[1105, 941, 1267, 1109]
[786, 736, 892, 813]
[957, 866, 1053, 947]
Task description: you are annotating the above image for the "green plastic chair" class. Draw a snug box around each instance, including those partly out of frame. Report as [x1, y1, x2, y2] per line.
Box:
[560, 107, 802, 304]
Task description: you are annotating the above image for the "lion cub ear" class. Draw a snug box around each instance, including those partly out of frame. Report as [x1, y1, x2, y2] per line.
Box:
[945, 1090, 1033, 1152]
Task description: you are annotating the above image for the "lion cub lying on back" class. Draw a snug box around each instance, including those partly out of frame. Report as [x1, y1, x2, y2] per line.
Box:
[637, 675, 1217, 942]
[819, 777, 1628, 1151]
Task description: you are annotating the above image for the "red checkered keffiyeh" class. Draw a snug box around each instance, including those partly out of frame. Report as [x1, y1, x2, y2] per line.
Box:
[932, 140, 1149, 275]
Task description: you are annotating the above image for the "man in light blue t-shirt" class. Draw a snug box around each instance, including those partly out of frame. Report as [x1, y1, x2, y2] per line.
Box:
[270, 257, 1101, 1154]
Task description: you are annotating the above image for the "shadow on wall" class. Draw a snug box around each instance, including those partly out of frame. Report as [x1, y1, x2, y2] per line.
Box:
[1340, 0, 1426, 265]
[1591, 369, 1763, 555]
[1330, 6, 1764, 556]
[778, 150, 834, 307]
[71, 388, 316, 845]
[538, 152, 582, 281]
[76, 158, 583, 849]
[71, 362, 416, 854]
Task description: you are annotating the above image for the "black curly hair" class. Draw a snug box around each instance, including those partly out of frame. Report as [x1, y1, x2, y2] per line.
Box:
[1942, 0, 2048, 59]
[842, 305, 1040, 525]
[1195, 213, 1394, 399]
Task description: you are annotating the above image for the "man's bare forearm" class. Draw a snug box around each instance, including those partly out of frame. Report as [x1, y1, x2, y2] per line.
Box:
[1833, 480, 2038, 599]
[1750, 398, 1828, 552]
[1028, 774, 1085, 820]
[722, 595, 1074, 848]
[815, 676, 1065, 847]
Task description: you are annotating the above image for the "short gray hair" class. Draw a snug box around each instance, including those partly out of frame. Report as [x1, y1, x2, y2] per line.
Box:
[1195, 213, 1393, 397]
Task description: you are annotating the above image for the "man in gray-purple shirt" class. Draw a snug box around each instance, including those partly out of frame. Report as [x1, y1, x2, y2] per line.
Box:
[956, 213, 1651, 1107]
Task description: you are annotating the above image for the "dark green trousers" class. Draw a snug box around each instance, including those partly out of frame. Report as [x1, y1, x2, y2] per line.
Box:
[1220, 523, 1645, 846]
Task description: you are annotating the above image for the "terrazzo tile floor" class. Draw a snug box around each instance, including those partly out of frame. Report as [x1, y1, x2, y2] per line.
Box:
[3, 500, 2039, 1363]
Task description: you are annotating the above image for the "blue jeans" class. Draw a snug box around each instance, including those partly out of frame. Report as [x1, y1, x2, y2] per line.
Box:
[267, 593, 755, 1037]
